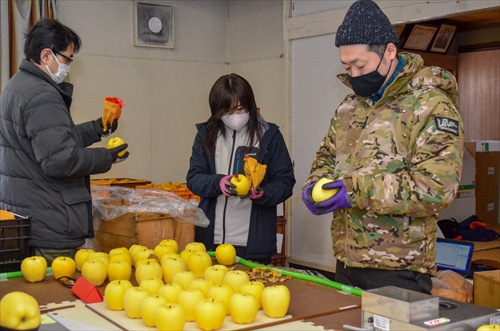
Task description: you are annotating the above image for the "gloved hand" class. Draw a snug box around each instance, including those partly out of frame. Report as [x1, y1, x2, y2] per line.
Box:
[94, 117, 118, 137]
[219, 175, 237, 197]
[314, 180, 351, 215]
[108, 143, 129, 163]
[302, 182, 319, 215]
[241, 186, 264, 200]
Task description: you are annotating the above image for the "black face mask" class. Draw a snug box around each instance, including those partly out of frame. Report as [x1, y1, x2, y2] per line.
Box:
[348, 55, 393, 97]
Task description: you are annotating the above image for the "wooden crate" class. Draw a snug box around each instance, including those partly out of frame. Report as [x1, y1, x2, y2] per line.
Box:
[90, 212, 194, 253]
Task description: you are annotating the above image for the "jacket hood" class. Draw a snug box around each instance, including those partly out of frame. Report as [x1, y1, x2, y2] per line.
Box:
[338, 52, 458, 107]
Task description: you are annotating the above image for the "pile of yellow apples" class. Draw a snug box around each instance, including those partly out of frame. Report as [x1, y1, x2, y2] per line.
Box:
[16, 240, 291, 331]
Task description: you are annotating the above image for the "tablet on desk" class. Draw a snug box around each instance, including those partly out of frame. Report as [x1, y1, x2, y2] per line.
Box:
[436, 238, 474, 277]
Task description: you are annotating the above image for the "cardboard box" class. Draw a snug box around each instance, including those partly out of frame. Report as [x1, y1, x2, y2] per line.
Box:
[457, 148, 476, 198]
[476, 189, 500, 227]
[438, 196, 476, 222]
[473, 270, 500, 309]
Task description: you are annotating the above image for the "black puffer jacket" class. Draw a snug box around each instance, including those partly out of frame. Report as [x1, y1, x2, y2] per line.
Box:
[0, 60, 113, 249]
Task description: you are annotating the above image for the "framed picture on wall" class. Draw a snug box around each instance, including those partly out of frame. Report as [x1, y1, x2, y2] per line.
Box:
[430, 24, 457, 53]
[404, 24, 437, 51]
[133, 1, 174, 48]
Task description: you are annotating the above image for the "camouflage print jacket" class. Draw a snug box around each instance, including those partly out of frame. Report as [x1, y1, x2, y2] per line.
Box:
[304, 52, 464, 276]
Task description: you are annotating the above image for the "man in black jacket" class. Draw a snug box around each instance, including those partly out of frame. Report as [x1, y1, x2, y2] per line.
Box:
[0, 19, 128, 264]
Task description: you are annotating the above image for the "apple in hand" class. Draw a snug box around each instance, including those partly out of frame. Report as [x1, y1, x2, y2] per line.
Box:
[51, 256, 76, 280]
[187, 251, 212, 277]
[107, 260, 132, 281]
[229, 292, 259, 324]
[158, 283, 184, 303]
[207, 284, 234, 315]
[0, 291, 41, 330]
[81, 259, 108, 286]
[195, 298, 226, 331]
[161, 256, 187, 284]
[262, 285, 290, 318]
[104, 279, 133, 311]
[223, 270, 250, 292]
[239, 281, 265, 309]
[230, 174, 251, 196]
[159, 239, 179, 253]
[215, 243, 236, 265]
[74, 249, 94, 271]
[139, 277, 164, 295]
[177, 288, 206, 322]
[172, 270, 198, 290]
[204, 264, 228, 285]
[107, 137, 127, 157]
[123, 286, 152, 319]
[311, 177, 339, 202]
[155, 303, 186, 331]
[135, 260, 162, 286]
[140, 295, 169, 327]
[21, 256, 47, 283]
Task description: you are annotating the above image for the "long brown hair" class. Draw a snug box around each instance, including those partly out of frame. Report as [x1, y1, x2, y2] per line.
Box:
[205, 73, 263, 156]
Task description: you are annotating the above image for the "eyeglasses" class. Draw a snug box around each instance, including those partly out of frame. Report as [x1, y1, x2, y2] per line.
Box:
[56, 51, 73, 65]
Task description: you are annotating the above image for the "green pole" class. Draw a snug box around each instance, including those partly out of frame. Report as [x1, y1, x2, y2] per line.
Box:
[0, 267, 52, 280]
[206, 251, 362, 297]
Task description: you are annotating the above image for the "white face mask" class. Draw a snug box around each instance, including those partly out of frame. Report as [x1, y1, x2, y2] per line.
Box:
[45, 51, 70, 84]
[221, 113, 249, 131]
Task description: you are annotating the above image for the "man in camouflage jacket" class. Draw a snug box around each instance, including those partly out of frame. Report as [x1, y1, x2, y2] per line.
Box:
[302, 0, 464, 294]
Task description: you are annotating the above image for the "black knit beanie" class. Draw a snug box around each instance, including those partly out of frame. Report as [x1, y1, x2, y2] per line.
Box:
[335, 0, 399, 47]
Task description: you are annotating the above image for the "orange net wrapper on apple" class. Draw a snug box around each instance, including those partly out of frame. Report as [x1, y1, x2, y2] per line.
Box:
[243, 156, 267, 188]
[102, 97, 124, 131]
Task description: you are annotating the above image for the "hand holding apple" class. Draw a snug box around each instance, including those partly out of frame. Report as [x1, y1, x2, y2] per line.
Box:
[106, 137, 127, 157]
[230, 174, 251, 196]
[21, 256, 47, 283]
[311, 177, 338, 202]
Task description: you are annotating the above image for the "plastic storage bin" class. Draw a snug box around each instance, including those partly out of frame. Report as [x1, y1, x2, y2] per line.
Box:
[0, 214, 31, 273]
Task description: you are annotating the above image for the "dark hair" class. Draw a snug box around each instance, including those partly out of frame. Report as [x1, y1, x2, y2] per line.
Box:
[205, 73, 263, 156]
[366, 44, 387, 58]
[24, 18, 82, 64]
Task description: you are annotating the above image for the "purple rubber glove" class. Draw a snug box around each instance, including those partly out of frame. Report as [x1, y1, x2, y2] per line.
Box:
[314, 180, 351, 215]
[219, 175, 237, 197]
[301, 182, 319, 215]
[249, 186, 264, 200]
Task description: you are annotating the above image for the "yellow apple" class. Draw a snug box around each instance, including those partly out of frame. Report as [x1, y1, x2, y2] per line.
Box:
[104, 279, 133, 311]
[230, 173, 251, 196]
[155, 303, 186, 331]
[109, 246, 129, 257]
[160, 252, 182, 265]
[135, 260, 162, 286]
[140, 295, 169, 327]
[203, 264, 228, 285]
[107, 136, 126, 157]
[87, 251, 110, 268]
[215, 243, 236, 265]
[223, 270, 250, 292]
[136, 257, 160, 268]
[139, 277, 164, 295]
[158, 283, 184, 303]
[81, 259, 108, 286]
[229, 292, 259, 324]
[123, 286, 152, 319]
[207, 284, 234, 315]
[311, 177, 339, 202]
[21, 256, 47, 283]
[109, 251, 133, 266]
[0, 291, 41, 330]
[51, 256, 76, 280]
[154, 243, 177, 260]
[189, 278, 214, 296]
[129, 244, 147, 258]
[107, 260, 132, 281]
[133, 248, 155, 267]
[177, 288, 206, 322]
[161, 256, 187, 284]
[261, 285, 290, 318]
[187, 251, 212, 277]
[239, 281, 265, 309]
[195, 298, 226, 331]
[172, 270, 198, 290]
[159, 239, 179, 253]
[179, 249, 195, 263]
[74, 249, 94, 271]
[185, 242, 206, 252]
[477, 325, 500, 331]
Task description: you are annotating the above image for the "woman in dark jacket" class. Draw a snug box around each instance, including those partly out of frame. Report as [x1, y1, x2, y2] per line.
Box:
[186, 74, 295, 264]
